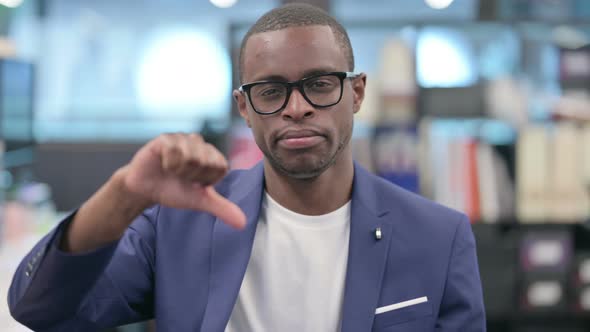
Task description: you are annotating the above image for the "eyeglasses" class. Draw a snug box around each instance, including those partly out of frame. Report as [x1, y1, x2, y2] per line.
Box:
[238, 71, 360, 115]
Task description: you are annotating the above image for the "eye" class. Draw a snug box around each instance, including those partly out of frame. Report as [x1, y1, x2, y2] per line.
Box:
[305, 76, 338, 91]
[253, 83, 286, 98]
[308, 79, 333, 88]
[260, 88, 282, 97]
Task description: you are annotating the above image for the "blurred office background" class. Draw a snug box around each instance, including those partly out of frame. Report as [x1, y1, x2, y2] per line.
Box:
[1, 0, 590, 331]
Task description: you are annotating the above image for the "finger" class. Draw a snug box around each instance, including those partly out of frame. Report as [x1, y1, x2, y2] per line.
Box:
[176, 134, 205, 178]
[183, 143, 227, 185]
[160, 134, 183, 173]
[197, 187, 246, 229]
[210, 143, 229, 169]
[197, 144, 228, 185]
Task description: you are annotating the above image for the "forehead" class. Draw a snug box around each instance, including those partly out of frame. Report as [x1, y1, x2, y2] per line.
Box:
[242, 25, 348, 82]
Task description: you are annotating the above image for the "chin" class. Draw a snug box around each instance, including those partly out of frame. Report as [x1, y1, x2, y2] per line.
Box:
[273, 156, 335, 180]
[282, 167, 325, 180]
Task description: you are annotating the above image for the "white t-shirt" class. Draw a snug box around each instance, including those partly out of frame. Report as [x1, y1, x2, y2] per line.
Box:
[225, 192, 351, 332]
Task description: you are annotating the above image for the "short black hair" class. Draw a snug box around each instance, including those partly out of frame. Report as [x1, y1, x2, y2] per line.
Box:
[238, 3, 354, 83]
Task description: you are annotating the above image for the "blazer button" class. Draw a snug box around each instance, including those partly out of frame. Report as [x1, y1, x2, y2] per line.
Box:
[374, 227, 382, 240]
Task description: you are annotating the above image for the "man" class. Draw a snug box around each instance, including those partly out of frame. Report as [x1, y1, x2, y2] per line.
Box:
[9, 3, 485, 331]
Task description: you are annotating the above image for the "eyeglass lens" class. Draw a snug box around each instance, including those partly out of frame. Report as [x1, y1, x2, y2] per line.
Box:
[249, 74, 342, 114]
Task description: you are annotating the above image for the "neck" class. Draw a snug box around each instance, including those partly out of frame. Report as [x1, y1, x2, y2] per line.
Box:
[263, 153, 354, 216]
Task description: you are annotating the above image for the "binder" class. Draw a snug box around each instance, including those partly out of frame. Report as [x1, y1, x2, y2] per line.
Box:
[582, 125, 590, 218]
[377, 38, 416, 124]
[550, 124, 587, 222]
[477, 143, 500, 223]
[517, 126, 550, 223]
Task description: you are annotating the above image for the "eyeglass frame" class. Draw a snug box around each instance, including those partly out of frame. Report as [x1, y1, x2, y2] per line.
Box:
[238, 71, 360, 115]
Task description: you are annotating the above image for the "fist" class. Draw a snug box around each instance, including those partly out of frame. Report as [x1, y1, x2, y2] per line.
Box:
[122, 133, 246, 229]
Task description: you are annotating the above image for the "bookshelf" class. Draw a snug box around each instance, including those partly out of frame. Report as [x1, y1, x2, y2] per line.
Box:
[229, 19, 590, 332]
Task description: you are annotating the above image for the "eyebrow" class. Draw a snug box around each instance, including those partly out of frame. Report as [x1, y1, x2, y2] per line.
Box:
[251, 68, 339, 83]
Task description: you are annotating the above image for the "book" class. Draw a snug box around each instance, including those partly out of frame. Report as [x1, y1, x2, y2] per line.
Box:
[517, 126, 550, 223]
[549, 123, 588, 222]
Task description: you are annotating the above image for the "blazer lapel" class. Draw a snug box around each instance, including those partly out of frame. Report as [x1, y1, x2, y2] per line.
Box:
[340, 164, 393, 332]
[199, 163, 265, 332]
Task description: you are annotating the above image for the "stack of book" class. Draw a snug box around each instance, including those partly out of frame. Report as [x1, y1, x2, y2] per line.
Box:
[419, 119, 514, 223]
[517, 124, 590, 223]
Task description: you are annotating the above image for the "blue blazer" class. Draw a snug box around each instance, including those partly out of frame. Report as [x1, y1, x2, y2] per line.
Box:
[8, 162, 486, 331]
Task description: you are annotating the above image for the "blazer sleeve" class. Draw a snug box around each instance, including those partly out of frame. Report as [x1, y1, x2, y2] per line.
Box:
[8, 205, 159, 331]
[435, 215, 486, 331]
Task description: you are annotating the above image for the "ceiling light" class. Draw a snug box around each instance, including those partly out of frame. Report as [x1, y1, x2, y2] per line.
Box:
[424, 0, 454, 10]
[210, 0, 238, 9]
[135, 28, 231, 117]
[0, 0, 24, 8]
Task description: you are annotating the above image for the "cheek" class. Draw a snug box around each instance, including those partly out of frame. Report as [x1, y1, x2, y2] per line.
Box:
[341, 118, 354, 140]
[248, 118, 271, 148]
[334, 107, 354, 132]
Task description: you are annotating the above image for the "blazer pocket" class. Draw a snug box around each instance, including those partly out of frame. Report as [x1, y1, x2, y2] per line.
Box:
[372, 297, 433, 329]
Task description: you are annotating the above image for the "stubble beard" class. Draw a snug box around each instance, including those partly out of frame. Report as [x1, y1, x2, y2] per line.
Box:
[264, 129, 352, 180]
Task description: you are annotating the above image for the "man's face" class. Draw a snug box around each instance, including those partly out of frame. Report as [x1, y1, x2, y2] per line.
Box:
[234, 25, 366, 179]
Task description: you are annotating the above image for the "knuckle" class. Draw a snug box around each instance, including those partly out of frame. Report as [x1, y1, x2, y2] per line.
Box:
[159, 133, 181, 147]
[204, 143, 222, 157]
[157, 134, 170, 146]
[166, 143, 182, 155]
[202, 143, 217, 157]
[161, 132, 177, 139]
[189, 133, 203, 141]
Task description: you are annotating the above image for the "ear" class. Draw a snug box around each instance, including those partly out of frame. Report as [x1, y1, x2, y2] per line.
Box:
[233, 89, 251, 128]
[351, 73, 367, 114]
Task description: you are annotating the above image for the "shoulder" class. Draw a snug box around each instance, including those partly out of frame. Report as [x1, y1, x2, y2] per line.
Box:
[364, 170, 468, 240]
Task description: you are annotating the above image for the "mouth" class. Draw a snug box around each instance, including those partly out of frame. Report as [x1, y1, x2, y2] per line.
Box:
[276, 129, 326, 150]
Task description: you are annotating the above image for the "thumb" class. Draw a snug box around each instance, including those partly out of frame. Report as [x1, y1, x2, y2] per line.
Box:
[198, 187, 247, 229]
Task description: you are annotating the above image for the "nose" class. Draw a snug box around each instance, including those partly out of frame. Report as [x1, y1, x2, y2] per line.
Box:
[281, 88, 315, 121]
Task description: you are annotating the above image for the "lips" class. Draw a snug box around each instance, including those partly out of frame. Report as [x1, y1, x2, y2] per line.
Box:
[279, 129, 322, 140]
[276, 129, 325, 149]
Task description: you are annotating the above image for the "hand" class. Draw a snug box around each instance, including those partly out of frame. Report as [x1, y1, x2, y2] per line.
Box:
[122, 133, 246, 229]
